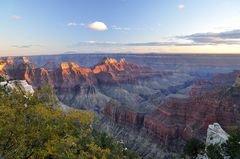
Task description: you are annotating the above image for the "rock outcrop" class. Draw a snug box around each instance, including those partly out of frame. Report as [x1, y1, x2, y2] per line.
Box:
[0, 80, 34, 95]
[0, 57, 51, 87]
[92, 57, 161, 84]
[206, 123, 229, 146]
[196, 123, 230, 159]
[104, 100, 145, 127]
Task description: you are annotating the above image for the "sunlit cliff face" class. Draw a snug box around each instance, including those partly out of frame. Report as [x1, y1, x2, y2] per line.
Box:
[0, 61, 6, 72]
[102, 58, 118, 65]
[92, 58, 127, 74]
[61, 62, 80, 70]
[60, 62, 93, 78]
[0, 56, 160, 88]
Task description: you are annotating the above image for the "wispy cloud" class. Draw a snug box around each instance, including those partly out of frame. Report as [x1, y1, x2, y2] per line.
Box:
[178, 29, 240, 45]
[133, 30, 240, 46]
[178, 4, 185, 9]
[12, 44, 41, 49]
[88, 21, 108, 31]
[67, 22, 85, 27]
[71, 41, 190, 47]
[126, 42, 191, 46]
[11, 15, 22, 21]
[70, 29, 240, 48]
[71, 41, 121, 47]
[112, 25, 131, 31]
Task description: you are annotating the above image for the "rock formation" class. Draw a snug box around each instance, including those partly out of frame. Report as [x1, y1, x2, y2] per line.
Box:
[206, 123, 229, 146]
[0, 80, 34, 95]
[0, 57, 51, 87]
[196, 123, 229, 159]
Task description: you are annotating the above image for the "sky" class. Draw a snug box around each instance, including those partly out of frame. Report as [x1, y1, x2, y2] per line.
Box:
[1, 0, 240, 56]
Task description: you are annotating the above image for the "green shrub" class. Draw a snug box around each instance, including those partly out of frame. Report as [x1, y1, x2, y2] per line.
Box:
[223, 128, 240, 159]
[183, 138, 205, 158]
[206, 144, 224, 159]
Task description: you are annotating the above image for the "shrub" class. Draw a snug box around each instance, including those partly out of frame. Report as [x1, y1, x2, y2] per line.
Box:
[206, 144, 224, 159]
[183, 138, 205, 158]
[222, 128, 240, 159]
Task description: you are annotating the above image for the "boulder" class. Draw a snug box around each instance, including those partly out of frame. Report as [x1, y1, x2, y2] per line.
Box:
[206, 123, 229, 146]
[196, 123, 230, 159]
[0, 80, 34, 95]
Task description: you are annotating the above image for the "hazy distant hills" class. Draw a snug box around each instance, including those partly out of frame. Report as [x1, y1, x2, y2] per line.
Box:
[29, 53, 240, 71]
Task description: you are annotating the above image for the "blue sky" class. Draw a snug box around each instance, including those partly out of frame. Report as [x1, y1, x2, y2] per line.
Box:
[1, 0, 240, 55]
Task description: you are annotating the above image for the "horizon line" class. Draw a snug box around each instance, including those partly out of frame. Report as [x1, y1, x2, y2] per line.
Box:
[2, 52, 240, 57]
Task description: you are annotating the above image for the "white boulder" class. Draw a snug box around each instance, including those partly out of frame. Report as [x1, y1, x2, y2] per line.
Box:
[0, 80, 34, 95]
[206, 123, 229, 146]
[196, 123, 230, 159]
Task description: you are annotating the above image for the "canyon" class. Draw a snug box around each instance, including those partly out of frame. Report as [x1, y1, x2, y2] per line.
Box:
[0, 54, 240, 158]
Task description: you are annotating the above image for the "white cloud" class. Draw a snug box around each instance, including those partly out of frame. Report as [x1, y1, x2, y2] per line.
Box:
[88, 21, 108, 31]
[67, 22, 85, 27]
[178, 4, 185, 9]
[11, 15, 22, 20]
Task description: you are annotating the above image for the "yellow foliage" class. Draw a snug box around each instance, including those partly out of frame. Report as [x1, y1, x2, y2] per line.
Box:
[67, 110, 94, 124]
